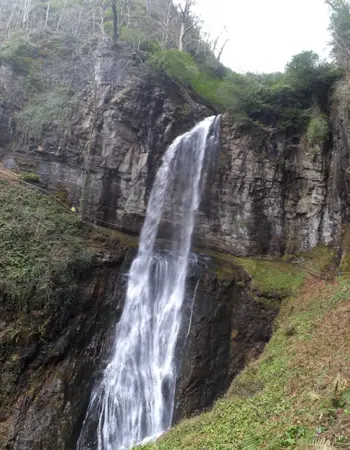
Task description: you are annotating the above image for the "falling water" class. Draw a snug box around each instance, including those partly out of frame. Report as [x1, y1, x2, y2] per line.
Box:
[77, 116, 218, 450]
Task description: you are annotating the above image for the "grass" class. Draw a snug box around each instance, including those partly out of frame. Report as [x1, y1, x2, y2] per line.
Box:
[0, 180, 94, 314]
[301, 245, 337, 276]
[149, 50, 340, 135]
[201, 249, 305, 298]
[237, 258, 305, 298]
[142, 275, 350, 450]
[0, 179, 135, 431]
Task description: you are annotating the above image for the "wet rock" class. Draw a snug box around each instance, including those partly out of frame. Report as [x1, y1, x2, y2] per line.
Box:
[174, 259, 279, 421]
[0, 246, 132, 450]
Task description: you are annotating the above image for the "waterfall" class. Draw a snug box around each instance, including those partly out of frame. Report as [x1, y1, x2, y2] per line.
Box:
[77, 116, 218, 450]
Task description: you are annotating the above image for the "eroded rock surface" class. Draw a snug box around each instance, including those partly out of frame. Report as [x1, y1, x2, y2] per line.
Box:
[0, 240, 131, 450]
[174, 257, 279, 421]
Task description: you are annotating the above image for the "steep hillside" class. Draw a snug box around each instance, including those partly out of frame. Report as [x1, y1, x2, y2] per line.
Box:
[143, 273, 350, 449]
[0, 180, 133, 448]
[1, 1, 350, 449]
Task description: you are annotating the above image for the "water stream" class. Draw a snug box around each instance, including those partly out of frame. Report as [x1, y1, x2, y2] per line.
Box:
[77, 116, 218, 450]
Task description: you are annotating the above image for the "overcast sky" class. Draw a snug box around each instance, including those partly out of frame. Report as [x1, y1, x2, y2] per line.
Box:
[195, 0, 331, 73]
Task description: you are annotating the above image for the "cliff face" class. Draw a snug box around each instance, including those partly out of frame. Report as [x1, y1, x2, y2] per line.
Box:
[0, 45, 209, 234]
[196, 115, 342, 256]
[1, 48, 348, 257]
[173, 257, 281, 422]
[0, 235, 131, 450]
[1, 42, 350, 449]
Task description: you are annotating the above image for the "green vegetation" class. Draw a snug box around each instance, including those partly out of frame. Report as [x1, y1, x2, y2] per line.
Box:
[142, 275, 350, 449]
[150, 50, 341, 134]
[0, 180, 93, 313]
[19, 172, 40, 184]
[0, 36, 75, 139]
[19, 87, 74, 138]
[302, 245, 337, 275]
[118, 27, 161, 53]
[204, 250, 305, 299]
[328, 0, 350, 68]
[307, 115, 330, 151]
[237, 258, 305, 298]
[0, 36, 37, 70]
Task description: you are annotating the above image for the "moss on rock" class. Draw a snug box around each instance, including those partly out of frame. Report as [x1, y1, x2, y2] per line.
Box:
[142, 276, 350, 450]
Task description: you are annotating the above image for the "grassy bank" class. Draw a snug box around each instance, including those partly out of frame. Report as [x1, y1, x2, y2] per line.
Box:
[0, 180, 135, 315]
[0, 179, 95, 314]
[143, 274, 350, 449]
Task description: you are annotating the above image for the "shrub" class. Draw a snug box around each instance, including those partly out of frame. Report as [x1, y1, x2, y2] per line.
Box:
[149, 49, 340, 135]
[0, 183, 93, 314]
[307, 114, 330, 149]
[20, 172, 40, 184]
[139, 39, 160, 53]
[19, 87, 74, 138]
[149, 50, 199, 84]
[0, 36, 37, 71]
[103, 20, 114, 38]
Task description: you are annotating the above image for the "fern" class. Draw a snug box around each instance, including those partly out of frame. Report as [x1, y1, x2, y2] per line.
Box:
[311, 437, 336, 450]
[241, 435, 259, 450]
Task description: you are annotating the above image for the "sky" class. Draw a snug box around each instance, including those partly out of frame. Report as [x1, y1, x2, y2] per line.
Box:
[195, 0, 331, 73]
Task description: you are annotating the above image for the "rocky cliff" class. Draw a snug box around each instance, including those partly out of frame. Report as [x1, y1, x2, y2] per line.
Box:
[1, 39, 350, 449]
[196, 114, 342, 256]
[0, 182, 284, 449]
[1, 46, 349, 258]
[0, 44, 210, 234]
[0, 193, 133, 450]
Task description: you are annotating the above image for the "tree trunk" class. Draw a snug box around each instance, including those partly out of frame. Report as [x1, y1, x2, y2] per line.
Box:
[45, 0, 51, 29]
[218, 38, 229, 61]
[111, 0, 118, 44]
[179, 22, 185, 51]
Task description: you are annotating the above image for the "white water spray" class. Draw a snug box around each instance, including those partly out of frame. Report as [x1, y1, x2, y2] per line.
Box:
[77, 116, 217, 450]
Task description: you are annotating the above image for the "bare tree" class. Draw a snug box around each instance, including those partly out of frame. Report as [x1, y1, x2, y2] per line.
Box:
[161, 0, 177, 49]
[217, 38, 228, 61]
[111, 0, 119, 43]
[177, 0, 199, 51]
[44, 0, 51, 29]
[326, 0, 350, 66]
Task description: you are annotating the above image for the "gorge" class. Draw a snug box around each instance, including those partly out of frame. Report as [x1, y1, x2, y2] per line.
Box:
[78, 116, 218, 450]
[0, 1, 350, 449]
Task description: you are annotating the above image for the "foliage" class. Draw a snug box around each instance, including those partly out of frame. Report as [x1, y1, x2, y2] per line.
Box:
[0, 36, 37, 70]
[0, 181, 94, 314]
[150, 50, 200, 83]
[307, 114, 330, 150]
[300, 244, 337, 275]
[237, 258, 305, 298]
[19, 172, 40, 184]
[19, 87, 74, 138]
[141, 276, 350, 450]
[327, 0, 350, 68]
[119, 27, 161, 53]
[150, 49, 341, 134]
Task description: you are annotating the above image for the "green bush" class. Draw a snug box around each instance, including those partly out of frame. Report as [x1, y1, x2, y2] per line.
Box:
[19, 87, 74, 138]
[118, 27, 160, 53]
[23, 60, 48, 96]
[19, 172, 40, 184]
[307, 114, 330, 149]
[0, 36, 37, 71]
[150, 50, 199, 83]
[0, 183, 94, 313]
[139, 40, 160, 53]
[149, 50, 222, 107]
[149, 49, 340, 134]
[103, 21, 114, 38]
